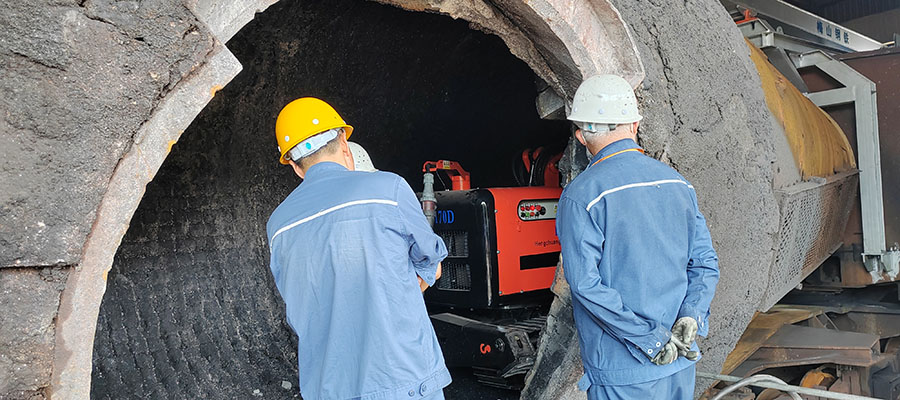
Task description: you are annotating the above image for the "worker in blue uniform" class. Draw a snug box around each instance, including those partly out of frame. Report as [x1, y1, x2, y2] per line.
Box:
[557, 75, 720, 399]
[266, 98, 450, 399]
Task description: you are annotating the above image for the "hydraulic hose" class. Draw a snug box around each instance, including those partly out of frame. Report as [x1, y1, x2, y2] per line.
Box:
[709, 375, 802, 400]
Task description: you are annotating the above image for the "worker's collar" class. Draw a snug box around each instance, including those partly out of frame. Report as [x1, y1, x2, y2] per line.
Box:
[590, 138, 643, 165]
[303, 161, 348, 180]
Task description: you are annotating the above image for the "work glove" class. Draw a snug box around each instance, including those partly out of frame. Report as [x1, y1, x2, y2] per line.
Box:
[671, 317, 700, 361]
[650, 341, 679, 366]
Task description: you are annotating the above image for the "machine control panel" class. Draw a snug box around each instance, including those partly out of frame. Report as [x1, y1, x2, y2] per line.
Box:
[517, 199, 558, 221]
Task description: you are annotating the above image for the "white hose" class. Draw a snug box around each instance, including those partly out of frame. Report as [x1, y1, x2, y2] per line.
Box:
[710, 374, 802, 400]
[699, 372, 879, 400]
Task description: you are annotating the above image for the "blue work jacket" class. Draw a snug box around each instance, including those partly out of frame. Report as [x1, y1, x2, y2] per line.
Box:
[266, 162, 450, 400]
[557, 138, 719, 388]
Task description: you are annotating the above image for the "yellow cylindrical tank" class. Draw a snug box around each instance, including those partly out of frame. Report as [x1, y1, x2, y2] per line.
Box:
[746, 40, 856, 179]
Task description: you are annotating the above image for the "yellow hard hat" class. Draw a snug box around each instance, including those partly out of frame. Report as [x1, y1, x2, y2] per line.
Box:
[275, 97, 353, 164]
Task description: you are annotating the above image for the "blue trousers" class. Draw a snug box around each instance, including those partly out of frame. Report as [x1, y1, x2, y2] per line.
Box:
[587, 365, 695, 400]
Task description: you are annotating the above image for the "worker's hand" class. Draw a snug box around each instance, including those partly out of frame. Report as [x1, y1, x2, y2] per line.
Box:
[418, 263, 443, 293]
[671, 317, 700, 361]
[669, 335, 701, 361]
[650, 341, 679, 366]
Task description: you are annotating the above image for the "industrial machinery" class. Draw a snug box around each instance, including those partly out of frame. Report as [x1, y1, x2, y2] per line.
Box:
[417, 3, 900, 396]
[420, 157, 562, 389]
[704, 1, 900, 398]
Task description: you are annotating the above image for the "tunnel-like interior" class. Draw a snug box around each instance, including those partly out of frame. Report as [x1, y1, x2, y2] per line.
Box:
[91, 0, 568, 397]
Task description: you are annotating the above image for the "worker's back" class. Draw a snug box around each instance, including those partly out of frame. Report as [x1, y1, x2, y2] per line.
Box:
[558, 138, 714, 386]
[266, 161, 450, 399]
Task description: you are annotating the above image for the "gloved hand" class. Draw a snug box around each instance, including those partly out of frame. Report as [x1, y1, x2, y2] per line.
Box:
[650, 341, 679, 365]
[671, 317, 700, 361]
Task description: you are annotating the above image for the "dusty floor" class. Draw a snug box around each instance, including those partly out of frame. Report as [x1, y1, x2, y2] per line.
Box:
[445, 369, 519, 400]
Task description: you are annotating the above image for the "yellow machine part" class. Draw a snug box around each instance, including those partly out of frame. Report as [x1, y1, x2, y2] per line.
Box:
[747, 40, 856, 179]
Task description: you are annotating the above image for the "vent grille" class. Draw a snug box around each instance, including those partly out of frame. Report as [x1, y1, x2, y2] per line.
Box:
[763, 172, 858, 309]
[436, 260, 472, 291]
[438, 230, 468, 257]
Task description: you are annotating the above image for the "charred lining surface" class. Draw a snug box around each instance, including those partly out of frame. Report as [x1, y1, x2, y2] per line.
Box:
[91, 0, 566, 398]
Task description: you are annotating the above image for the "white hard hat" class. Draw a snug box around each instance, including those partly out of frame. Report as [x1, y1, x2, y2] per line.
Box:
[568, 75, 642, 126]
[348, 142, 377, 172]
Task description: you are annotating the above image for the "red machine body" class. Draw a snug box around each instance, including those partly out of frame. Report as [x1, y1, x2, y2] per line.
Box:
[423, 158, 562, 388]
[518, 148, 562, 188]
[424, 159, 562, 308]
[487, 187, 561, 296]
[423, 160, 471, 190]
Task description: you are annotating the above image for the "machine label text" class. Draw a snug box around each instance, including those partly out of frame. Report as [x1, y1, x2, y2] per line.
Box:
[435, 209, 455, 224]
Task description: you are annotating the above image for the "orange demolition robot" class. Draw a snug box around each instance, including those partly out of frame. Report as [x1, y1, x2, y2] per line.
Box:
[421, 156, 561, 389]
[422, 159, 561, 307]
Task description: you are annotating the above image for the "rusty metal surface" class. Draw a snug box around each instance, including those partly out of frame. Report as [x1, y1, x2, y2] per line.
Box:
[828, 368, 866, 398]
[832, 312, 900, 339]
[733, 324, 882, 377]
[721, 307, 823, 375]
[799, 367, 836, 390]
[781, 284, 900, 338]
[763, 324, 879, 350]
[728, 286, 900, 397]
